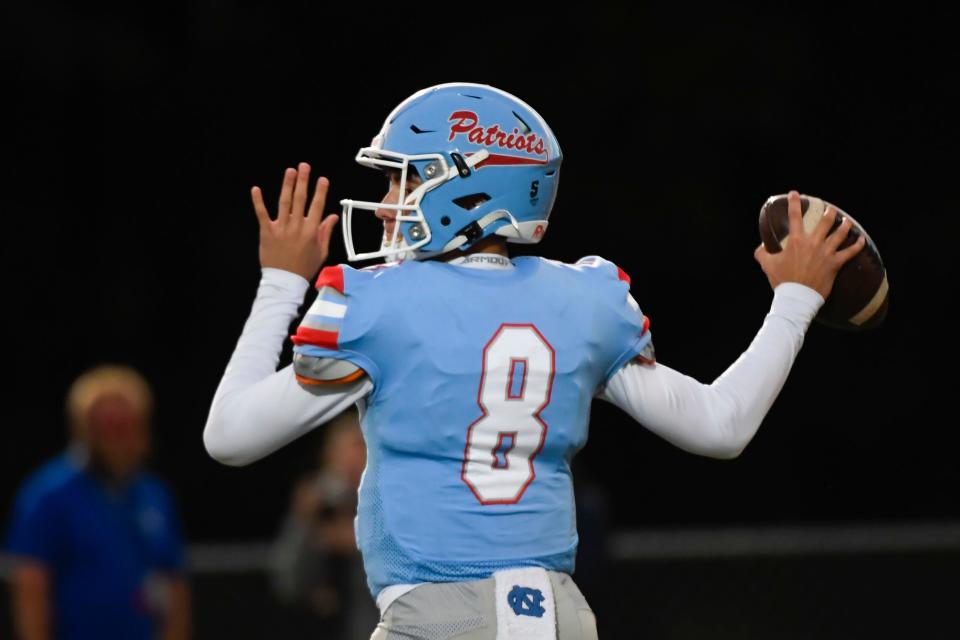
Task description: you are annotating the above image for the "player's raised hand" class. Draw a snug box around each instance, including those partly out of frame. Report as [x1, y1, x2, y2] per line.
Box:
[251, 162, 340, 282]
[753, 190, 866, 300]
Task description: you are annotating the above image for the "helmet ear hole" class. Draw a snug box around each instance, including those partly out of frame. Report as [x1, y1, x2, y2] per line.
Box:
[453, 193, 490, 211]
[440, 216, 451, 226]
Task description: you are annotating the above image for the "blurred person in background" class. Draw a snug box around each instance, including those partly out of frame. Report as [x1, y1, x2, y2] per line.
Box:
[4, 364, 191, 640]
[269, 408, 379, 640]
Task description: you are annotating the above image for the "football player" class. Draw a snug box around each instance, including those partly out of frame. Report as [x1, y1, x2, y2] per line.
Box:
[204, 83, 864, 640]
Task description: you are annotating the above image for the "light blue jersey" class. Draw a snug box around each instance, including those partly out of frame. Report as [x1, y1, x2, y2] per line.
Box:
[291, 255, 652, 598]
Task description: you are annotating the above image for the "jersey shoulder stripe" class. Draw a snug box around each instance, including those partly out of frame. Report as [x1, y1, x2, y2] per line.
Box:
[292, 286, 347, 349]
[291, 263, 386, 385]
[304, 287, 347, 322]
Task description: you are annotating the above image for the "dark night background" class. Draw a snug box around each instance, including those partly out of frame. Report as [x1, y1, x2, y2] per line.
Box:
[2, 2, 958, 637]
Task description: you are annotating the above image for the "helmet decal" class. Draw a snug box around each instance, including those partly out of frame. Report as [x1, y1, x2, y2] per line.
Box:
[447, 110, 551, 161]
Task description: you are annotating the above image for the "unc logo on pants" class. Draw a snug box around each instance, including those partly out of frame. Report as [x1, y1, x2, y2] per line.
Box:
[507, 585, 546, 618]
[368, 569, 597, 640]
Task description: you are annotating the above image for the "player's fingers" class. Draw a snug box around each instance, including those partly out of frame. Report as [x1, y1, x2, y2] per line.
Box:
[833, 234, 866, 267]
[306, 176, 329, 225]
[317, 213, 340, 256]
[292, 162, 311, 223]
[825, 215, 853, 251]
[251, 186, 271, 227]
[787, 190, 803, 239]
[278, 167, 296, 220]
[814, 205, 839, 243]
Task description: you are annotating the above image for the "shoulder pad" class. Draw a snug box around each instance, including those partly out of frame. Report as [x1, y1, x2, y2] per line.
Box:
[634, 338, 656, 365]
[314, 262, 401, 294]
[358, 262, 402, 273]
[574, 255, 632, 284]
[293, 353, 366, 385]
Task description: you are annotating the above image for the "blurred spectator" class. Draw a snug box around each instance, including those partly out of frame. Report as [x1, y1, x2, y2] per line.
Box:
[4, 364, 191, 640]
[269, 409, 378, 640]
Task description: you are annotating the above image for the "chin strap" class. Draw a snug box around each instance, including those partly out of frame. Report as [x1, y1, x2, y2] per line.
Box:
[440, 210, 520, 253]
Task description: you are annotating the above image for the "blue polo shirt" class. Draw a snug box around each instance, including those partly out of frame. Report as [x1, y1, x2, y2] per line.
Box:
[5, 450, 186, 640]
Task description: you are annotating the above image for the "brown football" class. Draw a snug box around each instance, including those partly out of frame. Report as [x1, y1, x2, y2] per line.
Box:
[759, 194, 888, 331]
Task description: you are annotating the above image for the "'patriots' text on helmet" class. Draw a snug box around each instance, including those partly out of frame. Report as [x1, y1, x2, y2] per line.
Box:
[340, 82, 563, 262]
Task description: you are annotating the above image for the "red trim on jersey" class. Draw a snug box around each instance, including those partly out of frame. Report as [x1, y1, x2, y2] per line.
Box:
[290, 326, 339, 349]
[634, 316, 654, 364]
[616, 265, 631, 285]
[314, 266, 345, 294]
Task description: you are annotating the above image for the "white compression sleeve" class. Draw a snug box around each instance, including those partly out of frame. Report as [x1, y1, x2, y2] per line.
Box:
[203, 267, 372, 466]
[597, 282, 825, 459]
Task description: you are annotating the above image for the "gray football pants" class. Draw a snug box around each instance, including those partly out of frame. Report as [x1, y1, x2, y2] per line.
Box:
[369, 570, 599, 640]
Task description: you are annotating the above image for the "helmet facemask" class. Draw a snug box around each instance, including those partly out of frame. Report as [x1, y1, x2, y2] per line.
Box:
[340, 147, 443, 263]
[340, 144, 492, 263]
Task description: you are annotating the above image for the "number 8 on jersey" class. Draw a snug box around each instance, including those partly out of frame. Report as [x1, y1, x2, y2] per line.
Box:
[461, 324, 556, 505]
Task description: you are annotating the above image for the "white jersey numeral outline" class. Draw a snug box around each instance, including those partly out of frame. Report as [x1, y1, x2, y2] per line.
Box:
[461, 324, 556, 505]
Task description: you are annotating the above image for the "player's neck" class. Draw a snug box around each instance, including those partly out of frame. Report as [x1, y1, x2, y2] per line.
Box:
[440, 236, 509, 262]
